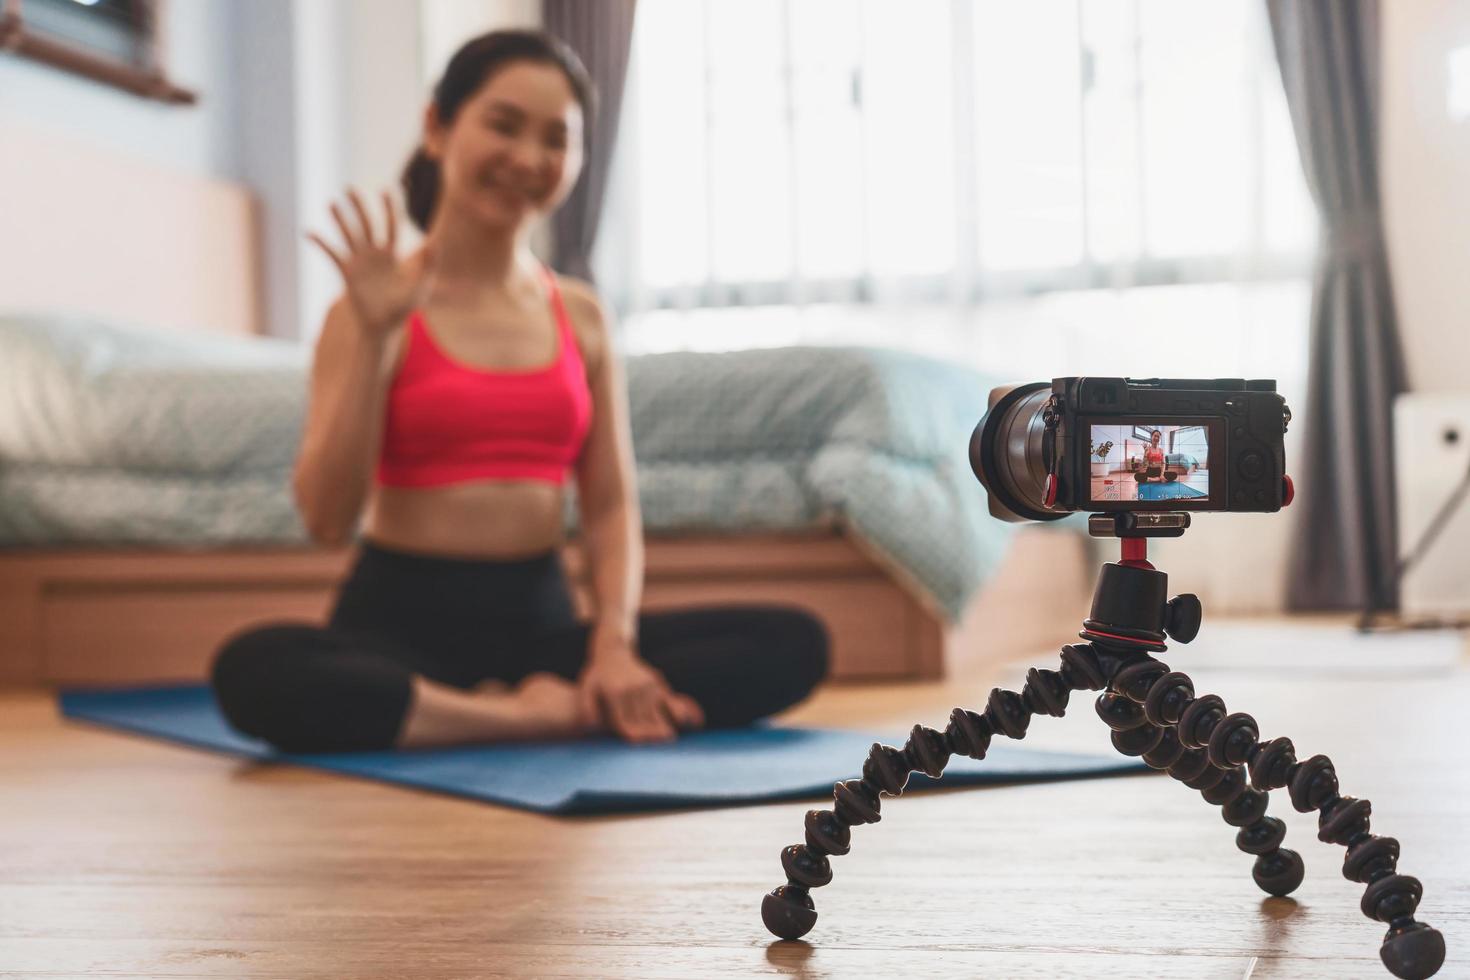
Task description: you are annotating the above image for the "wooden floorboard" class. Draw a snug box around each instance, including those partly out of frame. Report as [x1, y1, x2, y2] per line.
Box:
[1, 619, 1467, 978]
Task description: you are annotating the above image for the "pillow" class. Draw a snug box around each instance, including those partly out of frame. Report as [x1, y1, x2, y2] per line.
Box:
[0, 313, 308, 475]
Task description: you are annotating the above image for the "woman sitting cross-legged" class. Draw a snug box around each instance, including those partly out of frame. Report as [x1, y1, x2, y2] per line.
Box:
[211, 30, 829, 753]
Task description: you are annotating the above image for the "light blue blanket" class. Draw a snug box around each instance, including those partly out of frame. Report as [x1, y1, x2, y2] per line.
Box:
[621, 346, 1014, 617]
[0, 314, 1013, 619]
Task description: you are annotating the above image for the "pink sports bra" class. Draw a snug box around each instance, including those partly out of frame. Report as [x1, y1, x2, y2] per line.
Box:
[375, 266, 593, 488]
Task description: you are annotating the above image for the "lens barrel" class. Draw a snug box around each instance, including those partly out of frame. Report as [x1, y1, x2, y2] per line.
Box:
[970, 382, 1066, 522]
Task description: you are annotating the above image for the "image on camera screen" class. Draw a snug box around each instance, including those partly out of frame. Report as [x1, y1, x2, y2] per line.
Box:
[1089, 424, 1210, 502]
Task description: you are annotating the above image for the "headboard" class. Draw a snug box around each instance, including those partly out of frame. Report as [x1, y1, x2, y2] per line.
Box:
[0, 122, 262, 337]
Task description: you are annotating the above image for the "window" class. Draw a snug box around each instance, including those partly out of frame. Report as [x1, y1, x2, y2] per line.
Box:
[597, 0, 1314, 316]
[1171, 425, 1208, 457]
[0, 0, 194, 103]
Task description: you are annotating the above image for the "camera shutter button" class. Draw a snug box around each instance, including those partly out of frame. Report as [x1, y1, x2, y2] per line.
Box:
[1238, 451, 1265, 481]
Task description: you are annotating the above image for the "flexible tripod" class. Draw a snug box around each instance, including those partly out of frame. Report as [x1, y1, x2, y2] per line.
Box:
[760, 512, 1446, 980]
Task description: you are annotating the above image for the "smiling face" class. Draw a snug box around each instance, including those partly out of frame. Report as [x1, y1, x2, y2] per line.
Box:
[425, 60, 586, 232]
[1150, 431, 1162, 447]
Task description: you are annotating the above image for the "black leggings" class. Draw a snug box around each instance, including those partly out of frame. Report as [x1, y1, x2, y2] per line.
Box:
[211, 541, 830, 752]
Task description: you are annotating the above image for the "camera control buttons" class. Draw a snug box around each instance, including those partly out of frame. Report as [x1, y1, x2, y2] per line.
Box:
[1239, 451, 1266, 481]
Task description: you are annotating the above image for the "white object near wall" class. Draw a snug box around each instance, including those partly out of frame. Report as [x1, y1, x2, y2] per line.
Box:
[1448, 44, 1470, 121]
[1395, 392, 1470, 619]
[1383, 0, 1470, 393]
[0, 123, 260, 337]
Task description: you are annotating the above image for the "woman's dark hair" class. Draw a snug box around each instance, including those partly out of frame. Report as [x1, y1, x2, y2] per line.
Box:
[401, 30, 595, 232]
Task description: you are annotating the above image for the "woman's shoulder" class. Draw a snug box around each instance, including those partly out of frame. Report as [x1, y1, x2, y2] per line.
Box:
[550, 272, 609, 327]
[549, 272, 612, 370]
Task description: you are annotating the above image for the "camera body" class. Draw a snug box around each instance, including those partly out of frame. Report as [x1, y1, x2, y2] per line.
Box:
[1050, 377, 1290, 514]
[971, 376, 1292, 523]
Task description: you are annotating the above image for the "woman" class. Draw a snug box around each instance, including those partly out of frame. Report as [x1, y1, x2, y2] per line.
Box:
[212, 30, 828, 752]
[1135, 429, 1167, 483]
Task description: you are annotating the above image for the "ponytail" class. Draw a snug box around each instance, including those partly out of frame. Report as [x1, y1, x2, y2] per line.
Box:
[400, 146, 441, 233]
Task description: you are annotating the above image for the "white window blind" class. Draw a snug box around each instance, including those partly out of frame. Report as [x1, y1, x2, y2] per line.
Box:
[595, 0, 1315, 315]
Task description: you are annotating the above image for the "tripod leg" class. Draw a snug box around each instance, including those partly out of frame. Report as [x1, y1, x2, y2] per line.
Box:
[761, 641, 1116, 942]
[761, 642, 1445, 978]
[1112, 663, 1446, 980]
[1099, 657, 1305, 899]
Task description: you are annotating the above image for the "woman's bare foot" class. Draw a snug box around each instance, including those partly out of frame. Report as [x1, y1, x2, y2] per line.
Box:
[396, 674, 587, 748]
[509, 673, 592, 739]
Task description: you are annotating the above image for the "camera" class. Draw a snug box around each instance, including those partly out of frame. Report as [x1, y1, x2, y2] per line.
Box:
[971, 377, 1292, 523]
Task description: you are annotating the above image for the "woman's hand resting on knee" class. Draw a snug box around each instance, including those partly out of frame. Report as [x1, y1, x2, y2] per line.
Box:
[576, 643, 704, 743]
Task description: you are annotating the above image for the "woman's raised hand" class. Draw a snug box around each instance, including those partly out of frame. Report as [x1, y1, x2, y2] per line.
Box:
[307, 189, 432, 340]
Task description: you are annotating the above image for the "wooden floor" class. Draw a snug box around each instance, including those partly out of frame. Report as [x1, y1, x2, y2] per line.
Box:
[1, 620, 1467, 979]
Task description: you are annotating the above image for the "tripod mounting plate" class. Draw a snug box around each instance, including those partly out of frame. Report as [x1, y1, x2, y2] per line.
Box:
[1089, 511, 1192, 539]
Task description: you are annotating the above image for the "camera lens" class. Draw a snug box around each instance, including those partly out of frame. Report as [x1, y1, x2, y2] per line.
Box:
[970, 382, 1066, 522]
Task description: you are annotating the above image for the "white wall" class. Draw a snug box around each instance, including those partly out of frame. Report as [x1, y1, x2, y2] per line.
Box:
[292, 0, 426, 342]
[421, 0, 542, 81]
[232, 0, 299, 341]
[1383, 0, 1470, 394]
[0, 0, 304, 338]
[1, 1, 551, 340]
[0, 0, 241, 179]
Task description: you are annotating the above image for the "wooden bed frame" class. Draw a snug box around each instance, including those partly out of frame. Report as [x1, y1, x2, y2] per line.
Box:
[0, 528, 1089, 687]
[0, 534, 945, 686]
[0, 127, 1092, 689]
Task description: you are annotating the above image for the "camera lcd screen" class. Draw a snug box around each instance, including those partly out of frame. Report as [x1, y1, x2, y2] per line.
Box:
[1088, 423, 1212, 504]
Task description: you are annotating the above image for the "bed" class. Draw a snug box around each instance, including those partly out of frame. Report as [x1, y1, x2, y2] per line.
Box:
[0, 309, 1046, 680]
[0, 125, 1079, 687]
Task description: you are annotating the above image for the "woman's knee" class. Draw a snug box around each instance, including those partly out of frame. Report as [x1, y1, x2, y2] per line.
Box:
[741, 606, 830, 713]
[624, 604, 832, 725]
[212, 624, 316, 688]
[209, 624, 324, 742]
[210, 623, 413, 752]
[769, 607, 830, 692]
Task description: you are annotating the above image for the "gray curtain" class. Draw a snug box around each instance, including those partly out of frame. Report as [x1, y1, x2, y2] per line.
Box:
[544, 0, 637, 282]
[1267, 0, 1407, 611]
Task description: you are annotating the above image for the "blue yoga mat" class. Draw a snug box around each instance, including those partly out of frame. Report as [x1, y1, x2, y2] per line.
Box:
[1136, 481, 1208, 500]
[60, 685, 1148, 815]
